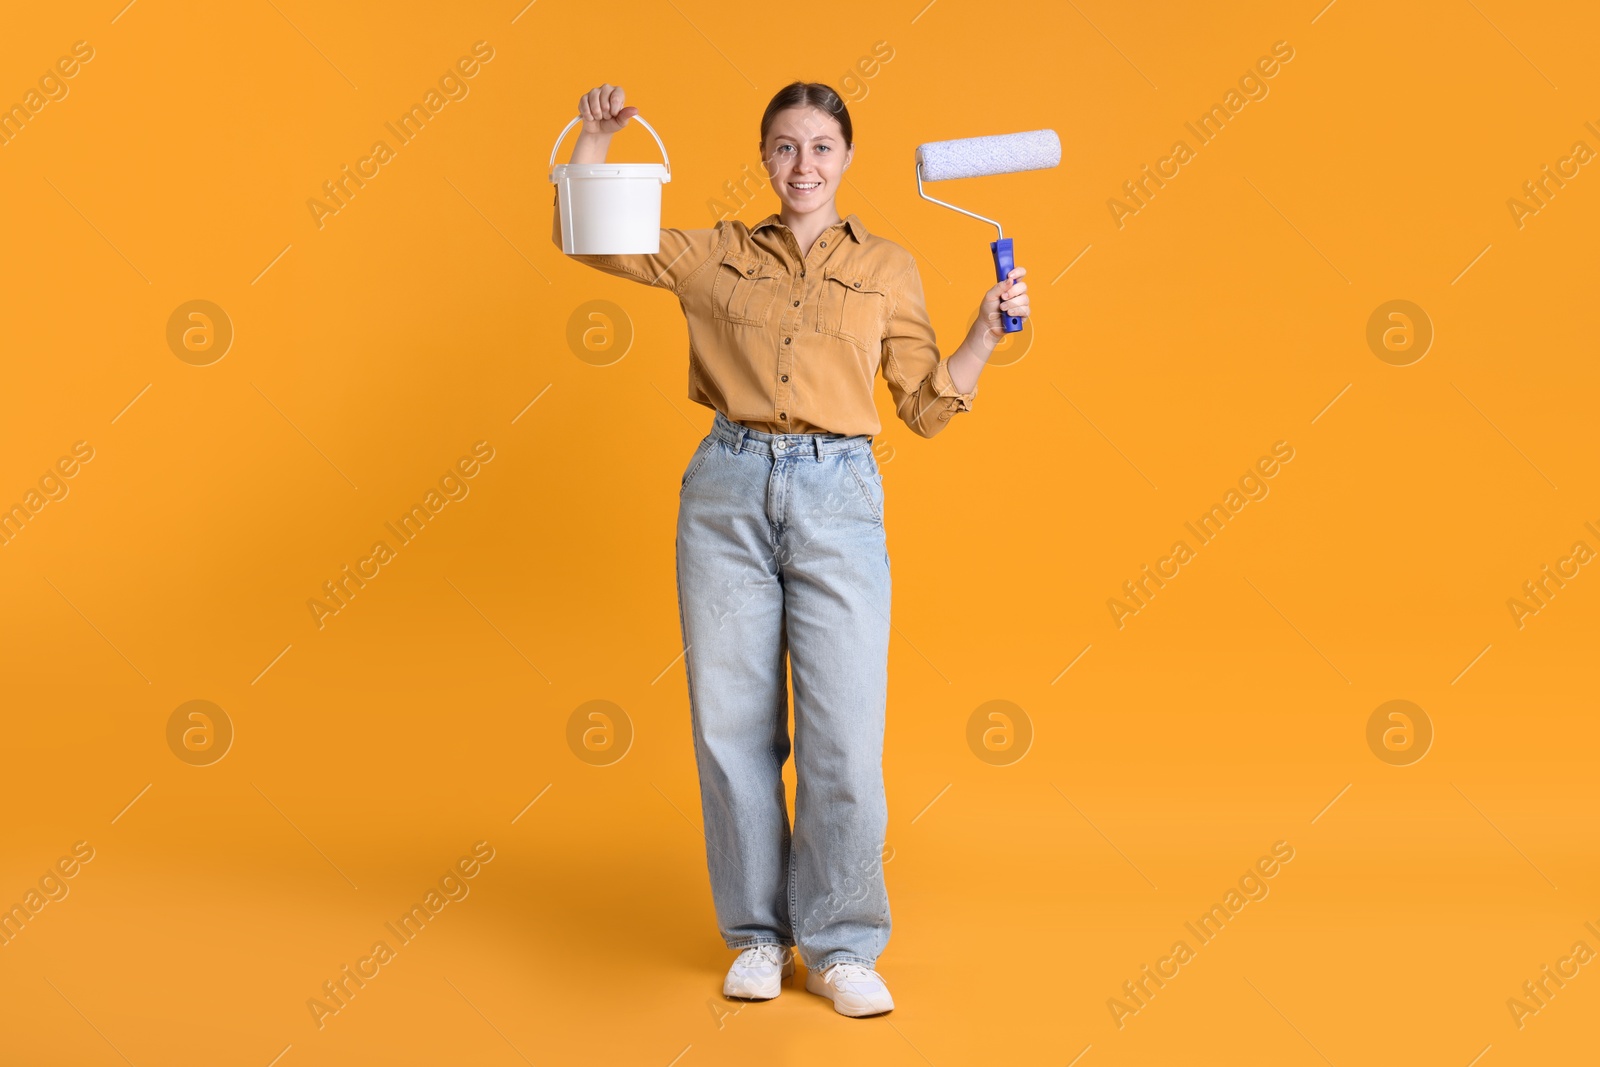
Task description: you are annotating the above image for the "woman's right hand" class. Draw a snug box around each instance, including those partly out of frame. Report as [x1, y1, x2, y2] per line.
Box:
[579, 84, 639, 136]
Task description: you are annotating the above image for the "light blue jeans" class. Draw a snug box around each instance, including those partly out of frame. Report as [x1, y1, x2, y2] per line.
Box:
[675, 410, 892, 973]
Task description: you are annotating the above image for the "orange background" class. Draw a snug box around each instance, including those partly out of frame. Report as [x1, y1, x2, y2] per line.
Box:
[2, 1, 1597, 1064]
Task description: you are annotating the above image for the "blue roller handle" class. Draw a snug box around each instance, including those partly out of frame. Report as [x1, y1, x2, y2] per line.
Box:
[991, 237, 1024, 333]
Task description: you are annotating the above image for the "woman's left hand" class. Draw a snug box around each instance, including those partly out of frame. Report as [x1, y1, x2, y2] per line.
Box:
[974, 266, 1029, 343]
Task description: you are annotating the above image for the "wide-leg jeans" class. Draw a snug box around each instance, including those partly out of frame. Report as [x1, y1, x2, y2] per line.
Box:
[675, 409, 892, 972]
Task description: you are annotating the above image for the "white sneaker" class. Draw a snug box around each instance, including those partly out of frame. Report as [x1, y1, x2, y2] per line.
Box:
[723, 944, 794, 999]
[805, 961, 895, 1017]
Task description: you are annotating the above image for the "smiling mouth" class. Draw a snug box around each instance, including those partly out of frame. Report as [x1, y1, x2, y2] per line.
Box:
[788, 181, 822, 193]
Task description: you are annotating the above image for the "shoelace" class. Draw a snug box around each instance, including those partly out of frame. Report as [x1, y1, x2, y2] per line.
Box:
[738, 944, 785, 969]
[822, 962, 877, 987]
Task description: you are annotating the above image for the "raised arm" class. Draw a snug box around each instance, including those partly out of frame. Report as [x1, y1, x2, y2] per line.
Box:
[551, 83, 630, 247]
[880, 256, 982, 438]
[552, 83, 720, 291]
[878, 253, 1030, 436]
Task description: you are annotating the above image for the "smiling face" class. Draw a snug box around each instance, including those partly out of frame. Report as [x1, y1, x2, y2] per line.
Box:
[761, 105, 853, 220]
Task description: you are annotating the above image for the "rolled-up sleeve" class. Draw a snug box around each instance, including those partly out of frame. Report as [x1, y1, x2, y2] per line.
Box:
[880, 256, 977, 438]
[552, 188, 721, 293]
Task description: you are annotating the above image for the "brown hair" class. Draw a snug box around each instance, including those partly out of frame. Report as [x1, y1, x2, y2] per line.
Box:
[759, 81, 853, 151]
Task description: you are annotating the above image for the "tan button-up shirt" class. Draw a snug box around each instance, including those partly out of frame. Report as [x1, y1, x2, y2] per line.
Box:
[552, 197, 977, 437]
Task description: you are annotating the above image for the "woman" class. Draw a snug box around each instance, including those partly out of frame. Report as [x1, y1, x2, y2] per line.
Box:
[553, 81, 1028, 1017]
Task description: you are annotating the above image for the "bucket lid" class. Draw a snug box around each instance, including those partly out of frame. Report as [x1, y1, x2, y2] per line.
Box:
[552, 162, 671, 181]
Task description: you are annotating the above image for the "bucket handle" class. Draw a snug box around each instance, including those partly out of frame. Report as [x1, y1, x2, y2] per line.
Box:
[549, 114, 672, 182]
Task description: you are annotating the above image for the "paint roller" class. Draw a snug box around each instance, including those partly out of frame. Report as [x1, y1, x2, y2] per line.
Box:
[915, 129, 1062, 333]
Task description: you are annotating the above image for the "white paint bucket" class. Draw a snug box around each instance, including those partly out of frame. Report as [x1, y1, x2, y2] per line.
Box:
[549, 114, 673, 254]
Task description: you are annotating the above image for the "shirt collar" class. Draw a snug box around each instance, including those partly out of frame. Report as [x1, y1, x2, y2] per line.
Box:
[752, 212, 868, 243]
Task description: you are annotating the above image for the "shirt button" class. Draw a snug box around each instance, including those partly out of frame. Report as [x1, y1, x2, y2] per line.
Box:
[780, 412, 787, 419]
[781, 374, 789, 382]
[820, 241, 826, 247]
[853, 281, 861, 288]
[792, 300, 799, 306]
[784, 337, 791, 344]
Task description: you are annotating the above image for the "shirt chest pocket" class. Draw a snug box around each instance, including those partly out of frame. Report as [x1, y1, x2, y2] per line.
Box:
[816, 267, 889, 355]
[712, 250, 784, 327]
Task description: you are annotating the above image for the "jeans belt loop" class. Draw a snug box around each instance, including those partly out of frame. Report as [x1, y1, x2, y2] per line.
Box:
[733, 424, 747, 455]
[813, 435, 823, 462]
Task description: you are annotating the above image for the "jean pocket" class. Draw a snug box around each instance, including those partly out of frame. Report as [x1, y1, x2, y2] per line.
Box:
[843, 451, 884, 525]
[681, 436, 716, 491]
